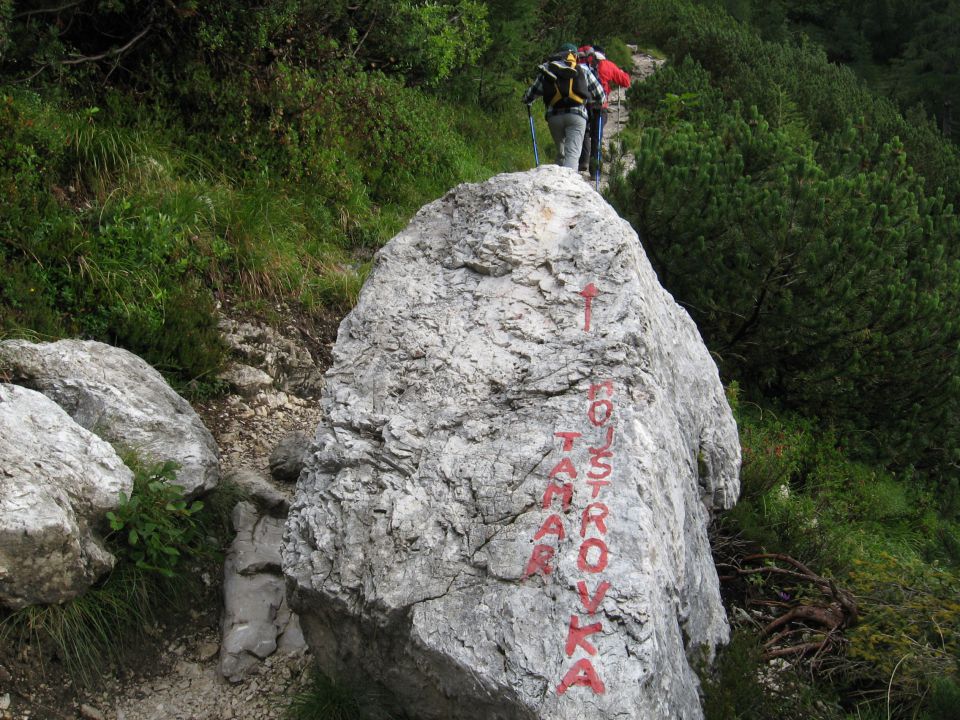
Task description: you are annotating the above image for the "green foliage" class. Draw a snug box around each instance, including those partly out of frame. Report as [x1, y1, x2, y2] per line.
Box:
[699, 629, 843, 719]
[1, 41, 539, 393]
[286, 667, 412, 720]
[0, 91, 73, 337]
[596, 38, 634, 72]
[730, 405, 956, 569]
[305, 262, 369, 312]
[730, 0, 960, 143]
[633, 0, 960, 203]
[105, 460, 208, 578]
[891, 2, 960, 142]
[927, 677, 960, 720]
[449, 0, 540, 106]
[845, 554, 960, 716]
[2, 0, 491, 93]
[0, 0, 10, 61]
[699, 630, 768, 720]
[387, 1, 491, 85]
[722, 401, 960, 717]
[0, 464, 241, 688]
[609, 35, 960, 472]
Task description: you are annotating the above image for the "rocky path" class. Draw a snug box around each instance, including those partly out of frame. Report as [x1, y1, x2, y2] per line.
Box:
[98, 308, 331, 720]
[2, 305, 332, 720]
[597, 49, 664, 190]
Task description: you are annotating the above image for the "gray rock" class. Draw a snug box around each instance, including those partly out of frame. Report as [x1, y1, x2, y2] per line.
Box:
[268, 431, 312, 484]
[197, 641, 221, 663]
[0, 339, 219, 497]
[220, 502, 304, 682]
[283, 166, 740, 719]
[223, 467, 290, 515]
[219, 316, 325, 398]
[79, 703, 106, 720]
[218, 362, 274, 397]
[0, 384, 133, 608]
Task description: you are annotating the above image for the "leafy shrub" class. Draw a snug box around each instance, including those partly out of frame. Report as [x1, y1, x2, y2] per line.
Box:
[721, 401, 960, 717]
[0, 460, 240, 687]
[109, 278, 227, 390]
[0, 92, 75, 338]
[105, 460, 208, 577]
[632, 0, 960, 203]
[0, 92, 64, 228]
[0, 96, 230, 385]
[610, 50, 960, 472]
[844, 554, 960, 716]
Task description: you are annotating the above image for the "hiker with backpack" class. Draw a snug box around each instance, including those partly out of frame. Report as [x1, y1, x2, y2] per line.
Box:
[578, 45, 632, 179]
[522, 43, 606, 170]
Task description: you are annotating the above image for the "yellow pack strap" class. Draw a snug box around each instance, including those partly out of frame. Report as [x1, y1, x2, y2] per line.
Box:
[549, 79, 585, 106]
[565, 79, 584, 104]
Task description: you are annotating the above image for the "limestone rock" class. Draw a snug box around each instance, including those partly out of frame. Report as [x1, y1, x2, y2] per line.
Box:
[283, 167, 741, 719]
[0, 339, 219, 497]
[219, 316, 325, 398]
[268, 431, 312, 484]
[221, 502, 304, 682]
[0, 384, 133, 608]
[218, 362, 274, 397]
[223, 467, 290, 515]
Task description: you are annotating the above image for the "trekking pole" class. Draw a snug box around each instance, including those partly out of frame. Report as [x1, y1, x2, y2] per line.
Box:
[527, 105, 540, 167]
[594, 111, 604, 190]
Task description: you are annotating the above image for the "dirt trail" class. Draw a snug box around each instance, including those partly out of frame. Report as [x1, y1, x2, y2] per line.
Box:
[598, 48, 664, 190]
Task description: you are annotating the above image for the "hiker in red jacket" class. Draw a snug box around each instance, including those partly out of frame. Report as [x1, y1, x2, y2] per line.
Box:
[578, 45, 632, 178]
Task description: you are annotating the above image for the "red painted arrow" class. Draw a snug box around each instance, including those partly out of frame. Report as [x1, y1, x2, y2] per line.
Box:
[580, 283, 599, 332]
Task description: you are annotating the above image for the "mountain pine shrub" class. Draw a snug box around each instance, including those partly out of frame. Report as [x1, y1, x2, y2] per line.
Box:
[610, 53, 960, 473]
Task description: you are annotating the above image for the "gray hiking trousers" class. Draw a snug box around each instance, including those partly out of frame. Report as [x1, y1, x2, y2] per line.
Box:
[547, 112, 587, 170]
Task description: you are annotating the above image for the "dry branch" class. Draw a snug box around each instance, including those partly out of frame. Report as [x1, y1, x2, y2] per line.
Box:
[720, 551, 859, 666]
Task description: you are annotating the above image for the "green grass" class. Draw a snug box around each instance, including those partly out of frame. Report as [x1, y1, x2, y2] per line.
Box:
[286, 667, 414, 720]
[1, 77, 536, 390]
[0, 563, 173, 688]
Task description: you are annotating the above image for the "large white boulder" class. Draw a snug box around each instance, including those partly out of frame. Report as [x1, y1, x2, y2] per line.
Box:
[0, 384, 134, 608]
[283, 166, 741, 719]
[0, 339, 219, 496]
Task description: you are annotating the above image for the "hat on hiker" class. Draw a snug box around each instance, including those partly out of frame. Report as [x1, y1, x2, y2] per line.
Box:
[558, 42, 577, 54]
